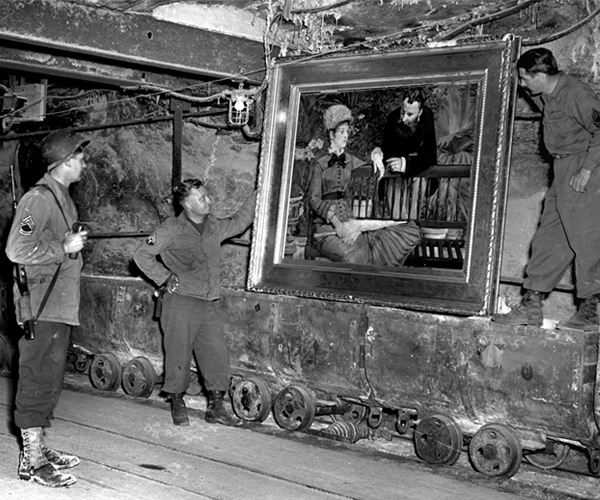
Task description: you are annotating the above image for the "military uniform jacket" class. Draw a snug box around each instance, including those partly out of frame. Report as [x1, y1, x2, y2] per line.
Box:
[134, 194, 256, 301]
[6, 173, 82, 325]
[531, 73, 600, 171]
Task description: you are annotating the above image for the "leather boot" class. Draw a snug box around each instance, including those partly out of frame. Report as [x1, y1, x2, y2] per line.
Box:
[205, 391, 243, 427]
[557, 295, 600, 332]
[492, 290, 544, 327]
[18, 427, 77, 487]
[168, 392, 190, 426]
[41, 430, 80, 470]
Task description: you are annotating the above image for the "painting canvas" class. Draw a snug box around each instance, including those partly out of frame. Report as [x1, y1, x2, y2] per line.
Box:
[248, 37, 520, 315]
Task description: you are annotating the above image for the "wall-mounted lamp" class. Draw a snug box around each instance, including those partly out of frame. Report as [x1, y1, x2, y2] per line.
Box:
[228, 92, 253, 127]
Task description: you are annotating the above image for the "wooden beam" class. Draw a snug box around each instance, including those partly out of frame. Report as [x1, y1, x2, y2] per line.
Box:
[0, 0, 268, 86]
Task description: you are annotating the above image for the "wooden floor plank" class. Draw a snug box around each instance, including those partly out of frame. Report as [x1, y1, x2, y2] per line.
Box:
[0, 375, 535, 500]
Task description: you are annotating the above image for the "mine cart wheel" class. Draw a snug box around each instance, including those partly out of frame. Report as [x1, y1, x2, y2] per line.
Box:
[74, 355, 91, 374]
[65, 351, 78, 373]
[331, 399, 368, 425]
[588, 449, 600, 475]
[89, 353, 122, 392]
[272, 384, 315, 432]
[121, 356, 157, 398]
[469, 423, 522, 478]
[231, 377, 272, 423]
[414, 414, 463, 466]
[367, 407, 383, 429]
[187, 370, 203, 396]
[396, 411, 414, 435]
[524, 441, 570, 470]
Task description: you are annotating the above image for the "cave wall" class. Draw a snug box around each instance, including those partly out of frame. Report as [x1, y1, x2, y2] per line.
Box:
[73, 120, 257, 284]
[0, 111, 258, 290]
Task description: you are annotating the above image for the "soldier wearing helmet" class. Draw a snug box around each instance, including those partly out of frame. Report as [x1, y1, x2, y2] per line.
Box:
[305, 104, 420, 264]
[5, 130, 91, 487]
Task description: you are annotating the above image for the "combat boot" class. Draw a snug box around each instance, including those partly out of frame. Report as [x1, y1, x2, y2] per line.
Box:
[557, 295, 600, 332]
[168, 392, 190, 426]
[41, 430, 80, 470]
[18, 427, 77, 487]
[205, 390, 243, 427]
[492, 290, 544, 327]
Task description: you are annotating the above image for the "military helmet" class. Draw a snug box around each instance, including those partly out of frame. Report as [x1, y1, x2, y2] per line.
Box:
[323, 105, 352, 132]
[42, 131, 90, 171]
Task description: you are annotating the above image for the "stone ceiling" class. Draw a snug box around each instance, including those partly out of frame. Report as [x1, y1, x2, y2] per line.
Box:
[2, 0, 599, 92]
[1, 0, 599, 123]
[68, 0, 598, 53]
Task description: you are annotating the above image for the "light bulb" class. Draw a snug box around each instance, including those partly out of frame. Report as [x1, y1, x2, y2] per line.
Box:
[234, 97, 246, 111]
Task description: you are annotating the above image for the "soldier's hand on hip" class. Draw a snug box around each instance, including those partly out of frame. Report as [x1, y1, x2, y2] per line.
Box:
[569, 168, 592, 193]
[165, 273, 180, 293]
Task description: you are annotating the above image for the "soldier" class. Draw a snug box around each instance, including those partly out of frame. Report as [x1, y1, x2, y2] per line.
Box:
[134, 178, 255, 427]
[6, 131, 90, 487]
[493, 48, 600, 331]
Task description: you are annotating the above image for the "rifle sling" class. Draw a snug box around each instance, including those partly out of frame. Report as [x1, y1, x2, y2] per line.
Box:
[33, 262, 62, 322]
[31, 185, 72, 322]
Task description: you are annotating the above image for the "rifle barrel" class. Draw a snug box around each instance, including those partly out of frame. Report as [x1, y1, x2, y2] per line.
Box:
[86, 232, 150, 239]
[85, 232, 251, 246]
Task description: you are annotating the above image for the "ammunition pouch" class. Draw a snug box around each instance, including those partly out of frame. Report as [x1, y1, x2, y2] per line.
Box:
[15, 291, 33, 326]
[14, 286, 36, 340]
[154, 288, 166, 319]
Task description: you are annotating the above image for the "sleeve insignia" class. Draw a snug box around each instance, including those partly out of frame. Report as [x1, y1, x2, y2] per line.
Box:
[146, 233, 157, 245]
[593, 108, 600, 128]
[19, 215, 35, 236]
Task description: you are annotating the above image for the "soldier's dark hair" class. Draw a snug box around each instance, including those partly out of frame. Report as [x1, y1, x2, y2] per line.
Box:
[517, 48, 559, 75]
[174, 178, 204, 208]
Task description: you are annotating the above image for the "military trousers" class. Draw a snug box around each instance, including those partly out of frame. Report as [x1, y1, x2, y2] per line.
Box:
[160, 293, 230, 394]
[524, 154, 600, 299]
[14, 321, 71, 429]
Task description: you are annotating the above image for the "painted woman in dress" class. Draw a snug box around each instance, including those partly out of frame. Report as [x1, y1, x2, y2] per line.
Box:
[306, 104, 420, 265]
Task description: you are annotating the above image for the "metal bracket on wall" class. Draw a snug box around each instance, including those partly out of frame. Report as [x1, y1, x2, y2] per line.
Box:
[170, 97, 190, 190]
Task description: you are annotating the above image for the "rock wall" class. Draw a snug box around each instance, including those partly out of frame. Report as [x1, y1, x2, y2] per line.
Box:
[0, 111, 258, 282]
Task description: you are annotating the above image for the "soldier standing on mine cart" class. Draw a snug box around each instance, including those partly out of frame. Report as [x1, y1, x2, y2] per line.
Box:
[493, 48, 600, 331]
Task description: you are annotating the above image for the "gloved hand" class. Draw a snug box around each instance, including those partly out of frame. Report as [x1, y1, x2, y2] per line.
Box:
[370, 147, 385, 180]
[165, 273, 180, 293]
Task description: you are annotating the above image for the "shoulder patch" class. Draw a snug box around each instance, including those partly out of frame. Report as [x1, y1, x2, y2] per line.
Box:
[19, 215, 35, 236]
[593, 108, 600, 128]
[146, 233, 157, 245]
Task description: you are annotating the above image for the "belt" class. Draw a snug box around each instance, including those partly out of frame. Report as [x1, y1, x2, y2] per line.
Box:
[322, 192, 345, 200]
[552, 153, 573, 159]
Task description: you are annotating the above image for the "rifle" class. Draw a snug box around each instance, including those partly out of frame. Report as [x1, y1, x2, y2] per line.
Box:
[10, 157, 35, 340]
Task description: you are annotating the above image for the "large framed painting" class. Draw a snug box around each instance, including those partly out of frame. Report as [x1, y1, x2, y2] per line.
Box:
[248, 37, 520, 316]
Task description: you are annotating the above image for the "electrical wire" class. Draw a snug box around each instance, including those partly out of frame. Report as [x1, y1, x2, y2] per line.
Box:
[523, 4, 600, 45]
[2, 1, 598, 123]
[436, 0, 540, 41]
[290, 0, 356, 15]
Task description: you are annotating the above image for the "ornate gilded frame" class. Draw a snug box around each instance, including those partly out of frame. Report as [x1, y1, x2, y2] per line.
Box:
[248, 37, 520, 316]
